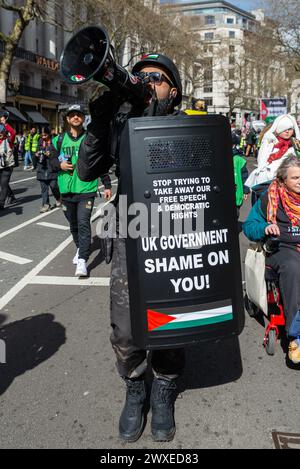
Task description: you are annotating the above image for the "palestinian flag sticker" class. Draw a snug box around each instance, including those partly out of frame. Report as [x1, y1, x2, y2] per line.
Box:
[141, 54, 160, 60]
[70, 75, 86, 82]
[147, 304, 233, 332]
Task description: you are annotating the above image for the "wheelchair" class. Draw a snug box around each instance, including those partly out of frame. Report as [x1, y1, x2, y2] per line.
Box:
[245, 239, 286, 356]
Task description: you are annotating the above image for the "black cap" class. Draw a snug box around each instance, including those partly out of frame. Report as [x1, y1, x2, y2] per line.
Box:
[132, 53, 182, 106]
[66, 104, 86, 116]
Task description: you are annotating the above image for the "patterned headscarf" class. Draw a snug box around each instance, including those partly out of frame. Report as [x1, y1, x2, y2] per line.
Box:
[268, 180, 300, 227]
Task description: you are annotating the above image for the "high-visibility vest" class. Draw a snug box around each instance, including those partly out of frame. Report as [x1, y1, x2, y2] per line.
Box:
[25, 133, 40, 152]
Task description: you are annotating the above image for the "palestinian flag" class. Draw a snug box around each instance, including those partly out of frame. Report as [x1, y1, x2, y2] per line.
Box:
[70, 75, 85, 82]
[141, 54, 160, 60]
[260, 100, 268, 121]
[147, 305, 233, 332]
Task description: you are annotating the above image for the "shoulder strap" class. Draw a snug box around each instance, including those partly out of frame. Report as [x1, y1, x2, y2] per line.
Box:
[57, 133, 65, 153]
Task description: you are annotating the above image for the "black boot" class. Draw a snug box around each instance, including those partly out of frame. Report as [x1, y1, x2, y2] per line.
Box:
[150, 377, 177, 442]
[119, 377, 146, 442]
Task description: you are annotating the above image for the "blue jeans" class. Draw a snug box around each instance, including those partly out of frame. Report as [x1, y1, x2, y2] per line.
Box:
[289, 311, 300, 338]
[24, 151, 32, 167]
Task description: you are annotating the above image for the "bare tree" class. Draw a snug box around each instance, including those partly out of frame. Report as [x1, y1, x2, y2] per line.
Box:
[0, 0, 201, 107]
[215, 23, 292, 117]
[263, 0, 300, 71]
[84, 0, 192, 70]
[0, 0, 42, 103]
[171, 16, 206, 105]
[0, 0, 84, 104]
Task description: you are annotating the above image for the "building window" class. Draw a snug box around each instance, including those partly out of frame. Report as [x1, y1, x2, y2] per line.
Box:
[204, 32, 214, 41]
[61, 83, 68, 96]
[205, 97, 213, 106]
[229, 45, 235, 53]
[226, 17, 235, 24]
[229, 69, 235, 80]
[204, 67, 213, 93]
[204, 45, 214, 53]
[205, 15, 215, 25]
[229, 31, 236, 39]
[42, 78, 51, 91]
[229, 55, 235, 65]
[20, 72, 31, 87]
[204, 68, 213, 92]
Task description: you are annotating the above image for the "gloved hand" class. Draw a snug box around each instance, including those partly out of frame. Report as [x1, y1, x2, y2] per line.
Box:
[89, 90, 119, 122]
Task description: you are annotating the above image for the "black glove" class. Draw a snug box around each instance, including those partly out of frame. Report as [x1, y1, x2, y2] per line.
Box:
[264, 236, 280, 254]
[89, 90, 120, 122]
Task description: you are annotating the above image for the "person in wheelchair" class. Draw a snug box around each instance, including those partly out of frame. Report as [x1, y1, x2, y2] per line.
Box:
[243, 155, 300, 364]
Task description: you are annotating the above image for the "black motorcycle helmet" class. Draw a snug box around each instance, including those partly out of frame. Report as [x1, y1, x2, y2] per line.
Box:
[132, 53, 182, 107]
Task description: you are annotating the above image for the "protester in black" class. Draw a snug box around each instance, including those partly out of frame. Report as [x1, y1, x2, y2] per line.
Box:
[36, 127, 61, 213]
[77, 54, 185, 443]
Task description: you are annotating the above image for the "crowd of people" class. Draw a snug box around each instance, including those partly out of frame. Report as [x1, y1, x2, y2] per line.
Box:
[0, 106, 112, 278]
[1, 52, 300, 443]
[232, 114, 300, 367]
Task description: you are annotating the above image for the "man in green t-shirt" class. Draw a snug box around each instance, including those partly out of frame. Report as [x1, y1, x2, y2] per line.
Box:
[51, 104, 112, 276]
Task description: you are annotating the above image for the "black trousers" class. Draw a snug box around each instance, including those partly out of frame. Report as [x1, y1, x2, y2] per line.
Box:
[31, 152, 37, 169]
[7, 185, 14, 198]
[110, 237, 185, 379]
[40, 180, 60, 206]
[0, 167, 13, 206]
[266, 246, 300, 335]
[62, 197, 95, 261]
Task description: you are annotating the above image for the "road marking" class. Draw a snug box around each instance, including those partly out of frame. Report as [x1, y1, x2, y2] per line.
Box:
[0, 178, 118, 310]
[0, 235, 73, 311]
[0, 251, 32, 265]
[37, 222, 70, 231]
[0, 179, 118, 240]
[10, 176, 36, 185]
[29, 276, 110, 286]
[92, 195, 116, 221]
[0, 208, 60, 240]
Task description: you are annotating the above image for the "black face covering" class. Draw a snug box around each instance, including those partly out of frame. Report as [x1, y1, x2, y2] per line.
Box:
[142, 87, 175, 117]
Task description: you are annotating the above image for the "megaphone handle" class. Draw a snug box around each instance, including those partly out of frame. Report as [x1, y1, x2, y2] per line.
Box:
[109, 44, 116, 61]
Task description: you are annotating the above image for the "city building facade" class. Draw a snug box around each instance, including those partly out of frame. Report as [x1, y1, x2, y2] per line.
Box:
[0, 2, 87, 131]
[161, 0, 296, 125]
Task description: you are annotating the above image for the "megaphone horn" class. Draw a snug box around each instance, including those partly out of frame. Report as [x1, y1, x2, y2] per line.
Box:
[60, 26, 111, 85]
[60, 26, 150, 104]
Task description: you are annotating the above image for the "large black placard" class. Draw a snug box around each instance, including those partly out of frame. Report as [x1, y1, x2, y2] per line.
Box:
[120, 115, 244, 350]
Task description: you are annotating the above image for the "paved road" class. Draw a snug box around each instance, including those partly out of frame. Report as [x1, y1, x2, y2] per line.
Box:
[0, 165, 299, 449]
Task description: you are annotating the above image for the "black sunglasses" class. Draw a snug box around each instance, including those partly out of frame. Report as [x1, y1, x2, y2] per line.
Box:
[134, 71, 174, 88]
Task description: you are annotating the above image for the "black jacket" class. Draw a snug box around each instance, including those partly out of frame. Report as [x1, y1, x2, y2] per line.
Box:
[77, 95, 182, 183]
[36, 139, 59, 181]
